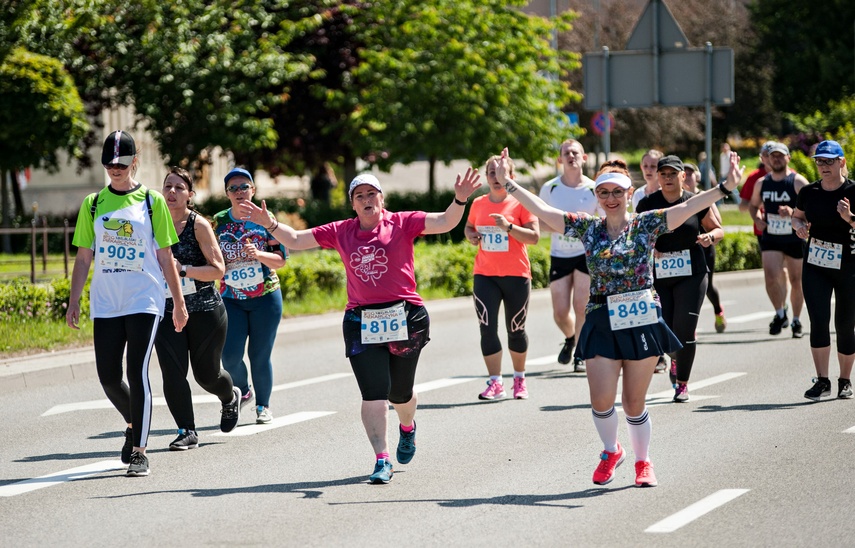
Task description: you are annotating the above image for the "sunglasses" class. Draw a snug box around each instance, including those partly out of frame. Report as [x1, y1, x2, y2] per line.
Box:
[814, 157, 839, 167]
[227, 183, 253, 193]
[103, 163, 130, 170]
[596, 188, 626, 199]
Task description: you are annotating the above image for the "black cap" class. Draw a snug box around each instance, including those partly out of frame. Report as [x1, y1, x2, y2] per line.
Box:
[101, 130, 136, 166]
[657, 155, 684, 172]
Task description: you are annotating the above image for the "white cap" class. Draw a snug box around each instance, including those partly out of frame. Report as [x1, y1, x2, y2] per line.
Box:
[348, 173, 383, 198]
[594, 172, 632, 189]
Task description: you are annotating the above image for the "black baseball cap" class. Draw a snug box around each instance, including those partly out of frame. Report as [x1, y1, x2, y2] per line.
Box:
[657, 155, 684, 172]
[101, 130, 136, 166]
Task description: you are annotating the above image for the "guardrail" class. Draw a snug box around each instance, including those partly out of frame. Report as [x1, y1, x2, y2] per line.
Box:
[0, 218, 73, 283]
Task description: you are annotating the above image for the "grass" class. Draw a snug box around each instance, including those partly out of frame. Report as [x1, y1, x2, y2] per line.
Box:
[0, 253, 70, 282]
[0, 317, 94, 356]
[718, 205, 753, 227]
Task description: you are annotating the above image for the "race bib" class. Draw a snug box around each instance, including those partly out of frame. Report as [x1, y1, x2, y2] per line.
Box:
[478, 225, 509, 252]
[361, 303, 408, 344]
[224, 260, 264, 289]
[766, 213, 793, 235]
[807, 238, 842, 270]
[607, 290, 658, 331]
[555, 233, 585, 255]
[98, 233, 145, 272]
[655, 250, 692, 278]
[164, 277, 197, 298]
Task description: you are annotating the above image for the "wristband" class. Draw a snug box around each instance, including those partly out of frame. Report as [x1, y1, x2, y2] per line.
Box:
[507, 224, 514, 233]
[453, 197, 467, 206]
[267, 218, 278, 231]
[717, 182, 730, 195]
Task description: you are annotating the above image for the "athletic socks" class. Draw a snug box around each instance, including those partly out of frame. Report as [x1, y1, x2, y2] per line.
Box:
[592, 407, 619, 453]
[626, 408, 652, 463]
[376, 452, 390, 461]
[513, 371, 525, 379]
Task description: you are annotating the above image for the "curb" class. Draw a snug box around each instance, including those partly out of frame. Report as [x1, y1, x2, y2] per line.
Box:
[0, 269, 764, 394]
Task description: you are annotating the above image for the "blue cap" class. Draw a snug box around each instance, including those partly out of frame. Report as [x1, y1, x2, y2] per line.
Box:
[224, 167, 253, 187]
[812, 140, 845, 159]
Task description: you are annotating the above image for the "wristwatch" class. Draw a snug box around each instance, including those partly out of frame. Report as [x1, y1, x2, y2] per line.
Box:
[179, 265, 187, 278]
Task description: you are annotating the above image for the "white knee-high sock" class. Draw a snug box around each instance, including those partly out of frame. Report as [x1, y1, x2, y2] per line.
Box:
[626, 408, 652, 462]
[591, 407, 619, 453]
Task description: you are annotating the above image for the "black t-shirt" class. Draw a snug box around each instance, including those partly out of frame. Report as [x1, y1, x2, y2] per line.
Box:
[796, 178, 855, 265]
[636, 190, 709, 276]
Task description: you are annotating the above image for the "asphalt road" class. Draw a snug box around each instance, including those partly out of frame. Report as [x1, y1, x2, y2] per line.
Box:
[1, 271, 853, 547]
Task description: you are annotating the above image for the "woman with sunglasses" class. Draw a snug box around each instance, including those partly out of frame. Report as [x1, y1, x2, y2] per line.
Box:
[792, 140, 855, 401]
[213, 168, 287, 425]
[67, 130, 188, 477]
[636, 156, 724, 403]
[496, 147, 743, 488]
[154, 167, 242, 450]
[237, 170, 481, 484]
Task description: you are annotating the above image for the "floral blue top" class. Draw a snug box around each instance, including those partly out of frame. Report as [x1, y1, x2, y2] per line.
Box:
[564, 209, 670, 311]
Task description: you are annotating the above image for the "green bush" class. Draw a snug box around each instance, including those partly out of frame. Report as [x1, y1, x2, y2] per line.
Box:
[0, 275, 89, 321]
[716, 231, 761, 272]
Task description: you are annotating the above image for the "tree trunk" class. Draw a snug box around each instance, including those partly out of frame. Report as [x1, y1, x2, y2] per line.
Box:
[11, 170, 24, 218]
[1, 169, 11, 253]
[428, 155, 437, 197]
[343, 154, 357, 191]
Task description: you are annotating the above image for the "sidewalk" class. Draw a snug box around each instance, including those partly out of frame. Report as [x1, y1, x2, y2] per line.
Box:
[0, 269, 765, 394]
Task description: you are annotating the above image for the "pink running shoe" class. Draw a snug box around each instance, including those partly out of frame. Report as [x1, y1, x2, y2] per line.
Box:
[512, 377, 528, 399]
[478, 379, 506, 400]
[635, 460, 658, 487]
[592, 443, 625, 485]
[673, 383, 689, 403]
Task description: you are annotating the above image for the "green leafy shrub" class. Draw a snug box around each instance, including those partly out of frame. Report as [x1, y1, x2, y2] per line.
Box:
[0, 275, 89, 321]
[716, 232, 761, 272]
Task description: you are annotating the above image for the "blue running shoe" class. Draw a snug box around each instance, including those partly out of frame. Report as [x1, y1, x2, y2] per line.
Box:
[369, 459, 393, 484]
[397, 422, 416, 464]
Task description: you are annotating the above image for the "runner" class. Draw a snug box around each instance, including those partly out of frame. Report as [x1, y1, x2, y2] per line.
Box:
[792, 140, 855, 401]
[154, 167, 241, 450]
[749, 142, 809, 337]
[237, 171, 481, 484]
[465, 155, 539, 400]
[496, 146, 744, 487]
[66, 130, 188, 477]
[538, 139, 600, 372]
[631, 149, 664, 212]
[637, 156, 725, 403]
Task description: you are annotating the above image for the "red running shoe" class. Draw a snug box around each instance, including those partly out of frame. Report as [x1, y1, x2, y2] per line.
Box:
[592, 443, 625, 485]
[635, 460, 658, 487]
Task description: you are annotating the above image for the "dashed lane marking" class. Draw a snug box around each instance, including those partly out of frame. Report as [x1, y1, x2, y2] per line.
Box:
[645, 489, 750, 533]
[213, 411, 336, 437]
[0, 460, 126, 497]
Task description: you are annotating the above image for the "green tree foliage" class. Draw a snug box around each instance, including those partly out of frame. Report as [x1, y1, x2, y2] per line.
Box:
[748, 0, 855, 117]
[0, 0, 38, 61]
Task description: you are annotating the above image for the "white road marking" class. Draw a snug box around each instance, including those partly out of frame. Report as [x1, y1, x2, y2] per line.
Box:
[645, 489, 750, 533]
[414, 377, 479, 393]
[844, 425, 855, 434]
[0, 460, 126, 497]
[647, 372, 746, 400]
[41, 373, 351, 416]
[721, 311, 776, 324]
[527, 355, 561, 367]
[213, 411, 336, 437]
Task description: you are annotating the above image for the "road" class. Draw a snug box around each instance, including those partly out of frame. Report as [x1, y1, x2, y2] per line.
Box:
[1, 271, 852, 547]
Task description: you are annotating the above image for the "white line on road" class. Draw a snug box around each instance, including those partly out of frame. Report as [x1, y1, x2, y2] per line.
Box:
[0, 460, 126, 497]
[844, 425, 855, 434]
[645, 489, 750, 533]
[413, 377, 479, 393]
[647, 372, 746, 400]
[41, 373, 352, 416]
[213, 411, 336, 437]
[527, 355, 560, 367]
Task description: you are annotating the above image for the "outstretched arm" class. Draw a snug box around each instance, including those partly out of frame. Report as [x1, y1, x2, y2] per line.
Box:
[494, 148, 567, 233]
[666, 151, 744, 231]
[423, 167, 482, 234]
[236, 200, 319, 250]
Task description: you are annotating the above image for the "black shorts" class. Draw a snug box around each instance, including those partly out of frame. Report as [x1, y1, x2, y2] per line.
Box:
[577, 305, 682, 361]
[759, 238, 805, 259]
[342, 301, 430, 358]
[549, 255, 589, 282]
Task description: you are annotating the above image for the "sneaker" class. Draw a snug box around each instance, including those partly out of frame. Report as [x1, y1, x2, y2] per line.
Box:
[220, 386, 241, 433]
[673, 383, 689, 403]
[256, 405, 273, 424]
[169, 429, 199, 450]
[669, 359, 677, 387]
[558, 337, 575, 365]
[573, 357, 587, 373]
[838, 379, 853, 399]
[714, 312, 727, 333]
[791, 319, 803, 338]
[769, 313, 789, 335]
[804, 377, 831, 402]
[592, 443, 625, 485]
[635, 461, 658, 487]
[239, 388, 254, 411]
[121, 427, 133, 464]
[397, 422, 416, 464]
[512, 377, 529, 399]
[368, 459, 393, 484]
[126, 451, 150, 477]
[654, 356, 666, 374]
[478, 379, 506, 400]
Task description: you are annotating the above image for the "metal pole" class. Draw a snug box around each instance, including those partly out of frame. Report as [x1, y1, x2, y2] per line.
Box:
[30, 218, 36, 284]
[704, 42, 713, 191]
[652, 0, 660, 104]
[63, 219, 70, 279]
[602, 46, 610, 159]
[41, 216, 47, 272]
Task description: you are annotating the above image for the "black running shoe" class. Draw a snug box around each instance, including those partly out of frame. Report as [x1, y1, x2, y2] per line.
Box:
[169, 429, 199, 450]
[397, 422, 416, 464]
[126, 451, 150, 477]
[558, 337, 575, 365]
[769, 313, 789, 335]
[791, 319, 803, 339]
[804, 377, 831, 401]
[839, 379, 853, 399]
[121, 427, 133, 464]
[220, 386, 241, 433]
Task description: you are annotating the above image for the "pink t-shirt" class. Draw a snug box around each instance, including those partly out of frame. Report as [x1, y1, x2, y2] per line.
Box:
[312, 209, 428, 310]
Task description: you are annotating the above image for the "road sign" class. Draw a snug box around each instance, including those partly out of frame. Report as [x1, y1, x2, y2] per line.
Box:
[590, 111, 615, 136]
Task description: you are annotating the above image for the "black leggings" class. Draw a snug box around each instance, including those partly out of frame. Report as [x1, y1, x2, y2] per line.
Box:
[656, 271, 708, 383]
[473, 275, 530, 356]
[349, 346, 420, 403]
[704, 245, 723, 315]
[155, 304, 233, 431]
[93, 313, 158, 448]
[802, 262, 855, 354]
